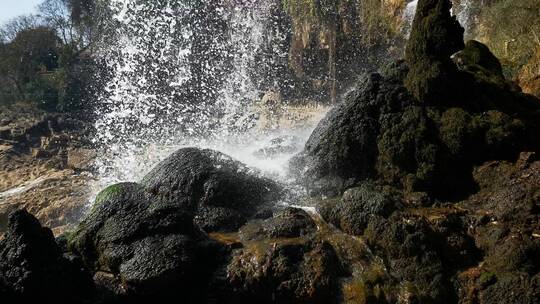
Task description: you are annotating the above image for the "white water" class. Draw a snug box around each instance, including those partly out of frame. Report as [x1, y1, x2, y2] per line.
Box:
[402, 0, 473, 36]
[91, 0, 324, 201]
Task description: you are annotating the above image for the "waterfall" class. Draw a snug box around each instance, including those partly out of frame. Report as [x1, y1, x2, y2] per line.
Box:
[452, 0, 474, 35]
[90, 0, 323, 199]
[403, 0, 473, 36]
[402, 0, 418, 37]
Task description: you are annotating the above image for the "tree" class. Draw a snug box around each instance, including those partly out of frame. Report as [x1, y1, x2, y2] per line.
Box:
[0, 25, 61, 108]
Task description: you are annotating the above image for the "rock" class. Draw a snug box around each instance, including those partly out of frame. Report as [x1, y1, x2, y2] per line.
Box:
[239, 207, 317, 241]
[404, 0, 464, 104]
[141, 147, 282, 232]
[0, 209, 91, 301]
[452, 40, 505, 83]
[68, 182, 225, 300]
[292, 0, 540, 199]
[364, 214, 457, 303]
[318, 182, 399, 235]
[517, 48, 540, 98]
[290, 69, 408, 196]
[224, 239, 344, 303]
[67, 148, 96, 170]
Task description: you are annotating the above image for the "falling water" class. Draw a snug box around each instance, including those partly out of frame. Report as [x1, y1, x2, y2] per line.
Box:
[452, 0, 474, 34]
[403, 0, 473, 36]
[91, 0, 326, 199]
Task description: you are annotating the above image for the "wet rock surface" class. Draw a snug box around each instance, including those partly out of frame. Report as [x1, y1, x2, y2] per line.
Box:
[239, 207, 317, 241]
[318, 182, 400, 236]
[2, 0, 540, 303]
[293, 0, 540, 200]
[0, 210, 91, 302]
[68, 182, 225, 301]
[141, 147, 283, 232]
[224, 238, 344, 304]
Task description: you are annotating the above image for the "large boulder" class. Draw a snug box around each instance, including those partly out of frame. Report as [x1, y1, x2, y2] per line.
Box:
[0, 209, 91, 301]
[68, 182, 224, 301]
[142, 147, 282, 232]
[290, 65, 411, 196]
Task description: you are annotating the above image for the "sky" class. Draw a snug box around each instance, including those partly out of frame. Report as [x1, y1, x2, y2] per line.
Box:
[0, 0, 42, 24]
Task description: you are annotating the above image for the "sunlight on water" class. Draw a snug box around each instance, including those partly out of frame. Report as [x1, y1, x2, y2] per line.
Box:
[90, 0, 326, 202]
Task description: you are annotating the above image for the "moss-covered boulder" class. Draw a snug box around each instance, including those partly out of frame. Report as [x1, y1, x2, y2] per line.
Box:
[452, 40, 505, 84]
[293, 0, 540, 199]
[239, 207, 317, 242]
[68, 182, 224, 301]
[290, 63, 409, 196]
[142, 148, 282, 232]
[318, 182, 399, 235]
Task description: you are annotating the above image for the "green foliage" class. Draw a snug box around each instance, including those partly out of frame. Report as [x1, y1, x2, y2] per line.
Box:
[0, 0, 105, 113]
[94, 184, 125, 207]
[282, 0, 338, 24]
[0, 26, 62, 108]
[23, 73, 61, 111]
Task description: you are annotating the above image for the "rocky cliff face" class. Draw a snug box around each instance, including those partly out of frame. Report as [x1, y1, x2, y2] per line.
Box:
[455, 0, 540, 97]
[281, 0, 408, 102]
[279, 0, 540, 100]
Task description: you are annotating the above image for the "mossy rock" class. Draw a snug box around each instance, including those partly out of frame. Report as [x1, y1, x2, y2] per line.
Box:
[377, 104, 439, 192]
[439, 107, 473, 155]
[404, 0, 464, 104]
[453, 40, 504, 82]
[93, 183, 129, 209]
[318, 182, 400, 235]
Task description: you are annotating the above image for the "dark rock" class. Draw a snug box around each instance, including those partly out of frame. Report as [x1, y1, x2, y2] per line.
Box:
[224, 239, 344, 304]
[453, 40, 504, 81]
[290, 67, 411, 197]
[364, 214, 457, 303]
[142, 147, 282, 232]
[404, 0, 465, 104]
[0, 209, 91, 301]
[68, 182, 225, 301]
[294, 35, 540, 200]
[480, 274, 540, 304]
[318, 182, 399, 235]
[239, 207, 317, 241]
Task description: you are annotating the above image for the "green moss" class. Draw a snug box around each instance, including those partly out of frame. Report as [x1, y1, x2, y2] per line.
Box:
[453, 40, 508, 88]
[439, 108, 472, 155]
[478, 271, 496, 287]
[94, 184, 125, 206]
[404, 0, 464, 103]
[377, 105, 438, 192]
[471, 110, 526, 157]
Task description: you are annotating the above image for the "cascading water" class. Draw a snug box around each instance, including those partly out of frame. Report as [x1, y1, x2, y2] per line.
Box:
[403, 0, 473, 35]
[91, 0, 327, 200]
[452, 0, 474, 34]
